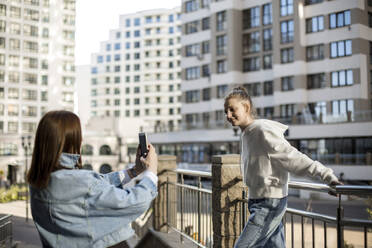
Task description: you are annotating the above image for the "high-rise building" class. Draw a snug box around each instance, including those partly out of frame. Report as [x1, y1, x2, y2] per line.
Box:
[151, 0, 372, 181]
[0, 0, 76, 180]
[89, 8, 182, 133]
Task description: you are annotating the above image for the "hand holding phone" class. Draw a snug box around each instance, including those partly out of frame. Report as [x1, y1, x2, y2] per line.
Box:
[138, 132, 149, 158]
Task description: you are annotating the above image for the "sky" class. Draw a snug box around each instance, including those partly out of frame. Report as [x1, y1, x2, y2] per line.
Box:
[75, 0, 180, 66]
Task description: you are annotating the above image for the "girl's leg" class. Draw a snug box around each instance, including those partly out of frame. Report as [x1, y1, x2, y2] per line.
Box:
[234, 197, 287, 248]
[263, 222, 285, 248]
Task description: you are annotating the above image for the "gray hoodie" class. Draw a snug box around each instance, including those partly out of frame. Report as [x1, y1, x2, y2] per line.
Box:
[241, 119, 339, 199]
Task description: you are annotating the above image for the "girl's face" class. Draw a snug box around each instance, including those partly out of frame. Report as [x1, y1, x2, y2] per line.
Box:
[224, 97, 252, 129]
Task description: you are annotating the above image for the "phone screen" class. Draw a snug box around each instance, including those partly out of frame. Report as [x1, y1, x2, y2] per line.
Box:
[139, 132, 148, 157]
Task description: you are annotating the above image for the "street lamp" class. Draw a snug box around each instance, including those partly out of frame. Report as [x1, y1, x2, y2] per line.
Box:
[21, 135, 32, 222]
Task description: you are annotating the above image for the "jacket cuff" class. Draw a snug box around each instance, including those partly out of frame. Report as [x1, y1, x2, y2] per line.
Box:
[139, 176, 158, 198]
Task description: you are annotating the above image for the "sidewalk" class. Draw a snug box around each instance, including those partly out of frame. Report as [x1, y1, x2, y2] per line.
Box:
[0, 201, 42, 247]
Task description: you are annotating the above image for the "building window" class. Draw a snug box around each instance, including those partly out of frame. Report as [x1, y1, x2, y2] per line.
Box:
[243, 7, 260, 29]
[202, 88, 211, 101]
[202, 64, 210, 77]
[216, 11, 226, 31]
[216, 35, 227, 55]
[243, 57, 260, 72]
[262, 3, 272, 26]
[332, 99, 353, 116]
[186, 90, 200, 103]
[263, 29, 272, 51]
[280, 104, 295, 117]
[306, 16, 324, 33]
[264, 107, 274, 117]
[331, 69, 353, 87]
[370, 42, 372, 64]
[243, 31, 260, 54]
[185, 67, 200, 80]
[8, 122, 18, 133]
[263, 81, 273, 95]
[281, 48, 294, 63]
[307, 73, 325, 89]
[0, 4, 6, 16]
[217, 60, 227, 73]
[305, 0, 323, 5]
[369, 12, 372, 28]
[202, 17, 210, 30]
[217, 85, 228, 98]
[185, 20, 199, 34]
[8, 104, 19, 116]
[134, 18, 140, 26]
[185, 0, 198, 13]
[280, 0, 293, 17]
[329, 10, 351, 29]
[202, 41, 210, 54]
[330, 40, 352, 58]
[281, 76, 294, 91]
[245, 82, 261, 97]
[306, 44, 324, 61]
[263, 54, 272, 69]
[280, 20, 294, 43]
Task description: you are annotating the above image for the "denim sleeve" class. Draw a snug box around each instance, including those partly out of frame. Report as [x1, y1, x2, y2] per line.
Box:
[99, 171, 123, 187]
[87, 176, 158, 219]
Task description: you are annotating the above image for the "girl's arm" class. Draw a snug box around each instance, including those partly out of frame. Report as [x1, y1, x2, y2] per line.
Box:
[87, 174, 158, 218]
[261, 128, 339, 184]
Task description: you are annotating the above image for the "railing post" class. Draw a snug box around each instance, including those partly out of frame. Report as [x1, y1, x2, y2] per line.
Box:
[153, 155, 177, 232]
[212, 154, 243, 248]
[337, 195, 344, 248]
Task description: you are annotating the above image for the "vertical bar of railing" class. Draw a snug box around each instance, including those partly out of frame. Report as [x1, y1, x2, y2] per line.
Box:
[241, 191, 246, 231]
[197, 176, 201, 244]
[180, 174, 184, 243]
[283, 213, 287, 242]
[291, 214, 294, 248]
[364, 226, 367, 248]
[312, 218, 315, 248]
[324, 222, 327, 248]
[166, 177, 169, 229]
[336, 194, 344, 248]
[301, 216, 304, 248]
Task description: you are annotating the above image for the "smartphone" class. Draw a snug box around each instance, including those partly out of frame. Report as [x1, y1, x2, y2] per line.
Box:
[138, 132, 149, 158]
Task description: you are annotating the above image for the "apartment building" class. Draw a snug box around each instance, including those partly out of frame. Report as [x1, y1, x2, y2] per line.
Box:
[0, 0, 76, 181]
[150, 0, 372, 181]
[89, 8, 182, 133]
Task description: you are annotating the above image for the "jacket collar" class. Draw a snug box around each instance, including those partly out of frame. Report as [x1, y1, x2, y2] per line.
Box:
[59, 152, 80, 169]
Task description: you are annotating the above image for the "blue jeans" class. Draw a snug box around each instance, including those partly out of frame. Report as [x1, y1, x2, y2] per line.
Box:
[234, 197, 287, 248]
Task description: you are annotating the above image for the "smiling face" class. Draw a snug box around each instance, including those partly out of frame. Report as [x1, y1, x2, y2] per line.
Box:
[224, 97, 253, 130]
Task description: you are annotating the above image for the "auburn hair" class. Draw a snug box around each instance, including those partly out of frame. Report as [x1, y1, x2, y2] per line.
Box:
[27, 110, 82, 189]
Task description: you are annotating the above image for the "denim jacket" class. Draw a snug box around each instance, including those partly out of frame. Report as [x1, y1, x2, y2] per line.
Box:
[30, 153, 157, 248]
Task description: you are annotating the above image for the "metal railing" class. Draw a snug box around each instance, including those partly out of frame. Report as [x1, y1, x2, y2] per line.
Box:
[163, 169, 372, 248]
[0, 214, 12, 247]
[240, 182, 372, 248]
[164, 169, 213, 248]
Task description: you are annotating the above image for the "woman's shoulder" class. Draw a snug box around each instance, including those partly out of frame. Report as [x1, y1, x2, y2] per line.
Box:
[51, 169, 102, 187]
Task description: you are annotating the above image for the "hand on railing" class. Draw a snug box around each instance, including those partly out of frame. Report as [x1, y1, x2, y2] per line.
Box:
[328, 180, 344, 196]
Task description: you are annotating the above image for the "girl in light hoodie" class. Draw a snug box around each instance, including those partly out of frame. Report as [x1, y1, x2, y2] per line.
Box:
[224, 86, 341, 248]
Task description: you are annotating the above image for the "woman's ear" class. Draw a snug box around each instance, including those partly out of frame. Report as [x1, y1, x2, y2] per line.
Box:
[242, 101, 251, 114]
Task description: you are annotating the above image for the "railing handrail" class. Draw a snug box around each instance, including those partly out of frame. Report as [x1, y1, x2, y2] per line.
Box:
[286, 207, 337, 223]
[168, 169, 372, 196]
[334, 185, 372, 196]
[166, 168, 212, 178]
[167, 181, 212, 194]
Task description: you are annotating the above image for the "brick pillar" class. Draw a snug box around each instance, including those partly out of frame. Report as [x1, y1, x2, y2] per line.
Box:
[153, 155, 177, 232]
[212, 154, 244, 248]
